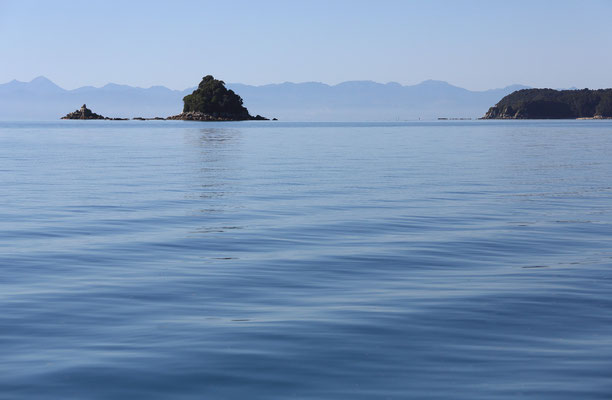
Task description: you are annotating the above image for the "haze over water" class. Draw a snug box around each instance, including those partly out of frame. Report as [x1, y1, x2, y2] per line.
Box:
[2, 120, 612, 399]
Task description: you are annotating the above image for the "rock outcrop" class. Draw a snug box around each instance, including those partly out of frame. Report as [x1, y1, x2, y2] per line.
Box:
[167, 75, 268, 121]
[482, 88, 612, 119]
[60, 76, 272, 121]
[167, 111, 268, 121]
[61, 104, 130, 120]
[61, 104, 106, 120]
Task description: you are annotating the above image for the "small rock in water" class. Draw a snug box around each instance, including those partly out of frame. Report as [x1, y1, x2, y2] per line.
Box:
[61, 104, 106, 120]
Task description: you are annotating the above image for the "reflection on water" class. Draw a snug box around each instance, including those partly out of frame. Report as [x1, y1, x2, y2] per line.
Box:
[184, 127, 245, 236]
[1, 121, 612, 399]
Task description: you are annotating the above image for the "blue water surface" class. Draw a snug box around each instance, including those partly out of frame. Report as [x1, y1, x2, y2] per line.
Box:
[1, 120, 612, 399]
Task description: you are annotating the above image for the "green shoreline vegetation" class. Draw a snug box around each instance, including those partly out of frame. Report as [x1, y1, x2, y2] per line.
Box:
[482, 88, 612, 119]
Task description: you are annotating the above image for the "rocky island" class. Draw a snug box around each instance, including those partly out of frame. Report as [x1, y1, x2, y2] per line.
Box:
[61, 76, 270, 121]
[482, 88, 612, 119]
[62, 104, 106, 120]
[167, 75, 268, 121]
[61, 104, 129, 120]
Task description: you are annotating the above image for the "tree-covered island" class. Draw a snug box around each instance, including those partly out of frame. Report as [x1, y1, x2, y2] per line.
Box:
[167, 75, 268, 121]
[482, 88, 612, 119]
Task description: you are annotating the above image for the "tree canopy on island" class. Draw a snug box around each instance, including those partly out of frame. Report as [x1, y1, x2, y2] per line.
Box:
[182, 75, 251, 119]
[483, 88, 612, 119]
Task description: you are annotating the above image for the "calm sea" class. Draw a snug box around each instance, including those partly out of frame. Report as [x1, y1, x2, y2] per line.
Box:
[1, 120, 612, 399]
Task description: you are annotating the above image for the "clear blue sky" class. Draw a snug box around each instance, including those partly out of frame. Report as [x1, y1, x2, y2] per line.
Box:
[1, 0, 611, 90]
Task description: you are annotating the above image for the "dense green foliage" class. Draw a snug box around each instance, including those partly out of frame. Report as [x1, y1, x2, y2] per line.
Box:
[483, 88, 612, 119]
[182, 75, 251, 119]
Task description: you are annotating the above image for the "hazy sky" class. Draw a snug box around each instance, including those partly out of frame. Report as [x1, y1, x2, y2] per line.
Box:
[1, 0, 611, 90]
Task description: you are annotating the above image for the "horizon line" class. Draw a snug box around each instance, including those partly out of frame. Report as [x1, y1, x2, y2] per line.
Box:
[1, 75, 534, 93]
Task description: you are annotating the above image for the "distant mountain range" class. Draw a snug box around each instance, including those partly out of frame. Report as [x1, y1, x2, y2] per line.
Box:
[0, 76, 530, 121]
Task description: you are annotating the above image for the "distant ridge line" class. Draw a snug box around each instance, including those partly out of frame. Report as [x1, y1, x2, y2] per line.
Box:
[0, 76, 532, 121]
[0, 76, 528, 94]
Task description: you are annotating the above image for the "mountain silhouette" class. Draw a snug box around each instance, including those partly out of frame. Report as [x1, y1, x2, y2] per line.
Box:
[0, 76, 529, 121]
